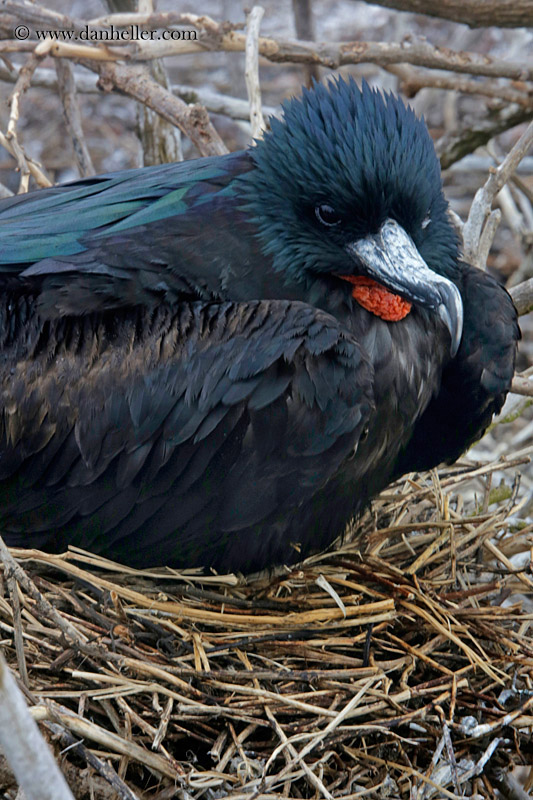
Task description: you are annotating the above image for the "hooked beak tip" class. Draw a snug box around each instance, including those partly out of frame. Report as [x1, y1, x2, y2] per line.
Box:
[437, 288, 463, 357]
[347, 218, 464, 356]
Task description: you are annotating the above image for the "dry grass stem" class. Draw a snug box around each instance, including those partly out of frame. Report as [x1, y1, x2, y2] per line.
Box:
[0, 453, 530, 797]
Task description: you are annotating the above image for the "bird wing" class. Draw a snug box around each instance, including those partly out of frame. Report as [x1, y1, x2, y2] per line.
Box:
[0, 299, 373, 572]
[0, 151, 255, 314]
[393, 265, 519, 475]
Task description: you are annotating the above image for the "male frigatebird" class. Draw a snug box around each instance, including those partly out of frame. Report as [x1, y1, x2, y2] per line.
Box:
[0, 78, 519, 572]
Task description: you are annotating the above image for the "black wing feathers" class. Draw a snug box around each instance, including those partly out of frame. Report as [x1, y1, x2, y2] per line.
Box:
[0, 152, 256, 316]
[0, 298, 373, 570]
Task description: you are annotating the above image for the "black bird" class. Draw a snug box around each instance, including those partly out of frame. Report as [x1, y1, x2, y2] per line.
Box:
[0, 79, 518, 573]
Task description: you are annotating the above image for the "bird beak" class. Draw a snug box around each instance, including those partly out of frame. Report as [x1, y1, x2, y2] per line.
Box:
[346, 218, 463, 357]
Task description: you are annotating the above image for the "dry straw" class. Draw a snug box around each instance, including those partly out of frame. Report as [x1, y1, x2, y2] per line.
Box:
[0, 453, 532, 799]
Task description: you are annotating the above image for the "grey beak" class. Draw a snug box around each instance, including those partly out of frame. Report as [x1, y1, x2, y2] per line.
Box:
[346, 218, 463, 357]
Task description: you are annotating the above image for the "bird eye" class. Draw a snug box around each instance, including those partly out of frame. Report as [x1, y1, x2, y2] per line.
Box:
[315, 204, 342, 227]
[421, 214, 431, 229]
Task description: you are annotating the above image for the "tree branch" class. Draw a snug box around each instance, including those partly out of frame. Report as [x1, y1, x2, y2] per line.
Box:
[55, 59, 95, 176]
[510, 376, 533, 397]
[510, 277, 533, 315]
[389, 64, 533, 109]
[245, 5, 266, 140]
[2, 3, 227, 158]
[103, 0, 183, 167]
[3, 3, 533, 84]
[42, 723, 140, 800]
[292, 0, 320, 86]
[31, 702, 179, 781]
[2, 52, 52, 192]
[437, 105, 533, 170]
[0, 65, 278, 121]
[463, 119, 533, 267]
[491, 766, 533, 800]
[0, 652, 74, 800]
[82, 60, 228, 157]
[359, 0, 533, 29]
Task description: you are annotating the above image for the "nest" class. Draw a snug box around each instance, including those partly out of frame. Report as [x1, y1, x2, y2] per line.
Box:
[1, 455, 533, 800]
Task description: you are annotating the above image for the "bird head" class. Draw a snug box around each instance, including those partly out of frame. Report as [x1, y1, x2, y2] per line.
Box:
[239, 77, 463, 355]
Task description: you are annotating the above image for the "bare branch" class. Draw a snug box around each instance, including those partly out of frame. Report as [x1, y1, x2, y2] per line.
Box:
[3, 4, 533, 83]
[23, 33, 533, 84]
[0, 55, 52, 191]
[511, 376, 533, 397]
[0, 64, 97, 91]
[102, 0, 183, 166]
[2, 7, 228, 158]
[83, 60, 228, 157]
[389, 64, 533, 109]
[462, 119, 533, 267]
[3, 53, 51, 192]
[358, 0, 533, 29]
[491, 766, 533, 800]
[31, 702, 179, 781]
[43, 723, 141, 800]
[497, 183, 527, 238]
[486, 123, 533, 193]
[437, 104, 533, 169]
[493, 392, 532, 425]
[245, 5, 266, 140]
[292, 0, 320, 86]
[1, 1, 86, 33]
[448, 209, 464, 236]
[0, 536, 90, 647]
[0, 652, 74, 800]
[55, 59, 95, 176]
[5, 570, 28, 689]
[477, 208, 502, 268]
[32, 39, 122, 61]
[0, 41, 35, 53]
[0, 65, 278, 121]
[510, 277, 533, 315]
[138, 61, 184, 165]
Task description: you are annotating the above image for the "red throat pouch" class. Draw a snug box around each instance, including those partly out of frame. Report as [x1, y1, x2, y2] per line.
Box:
[339, 275, 412, 322]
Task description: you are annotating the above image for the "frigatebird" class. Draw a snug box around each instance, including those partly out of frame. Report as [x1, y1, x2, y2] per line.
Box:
[0, 78, 519, 572]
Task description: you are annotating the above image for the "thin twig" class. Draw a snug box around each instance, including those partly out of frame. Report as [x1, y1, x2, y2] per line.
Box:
[1, 5, 227, 157]
[7, 54, 42, 171]
[491, 767, 533, 800]
[389, 64, 533, 109]
[6, 573, 29, 689]
[0, 536, 89, 648]
[55, 59, 95, 177]
[0, 65, 278, 122]
[31, 703, 182, 781]
[244, 5, 266, 140]
[86, 60, 228, 157]
[0, 652, 74, 800]
[291, 0, 320, 86]
[44, 722, 140, 800]
[3, 53, 52, 192]
[0, 131, 52, 190]
[436, 104, 533, 169]
[463, 119, 533, 267]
